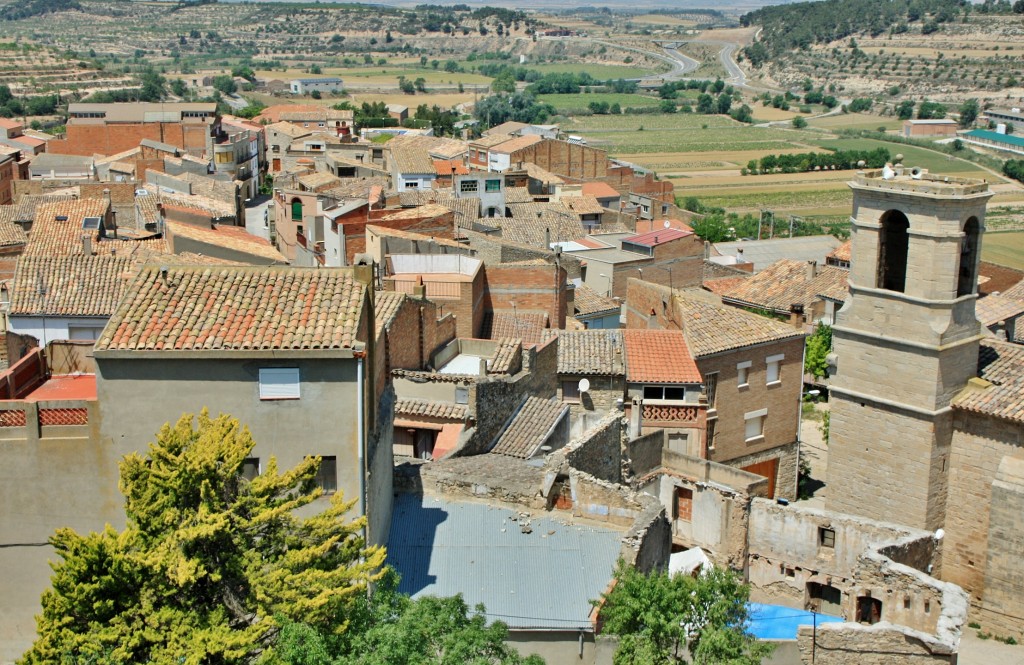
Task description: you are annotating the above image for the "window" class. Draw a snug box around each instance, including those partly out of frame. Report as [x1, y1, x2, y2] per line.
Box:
[737, 360, 752, 388]
[562, 380, 581, 403]
[675, 487, 693, 521]
[272, 145, 280, 153]
[259, 368, 300, 400]
[405, 181, 419, 189]
[215, 151, 234, 164]
[290, 199, 303, 221]
[819, 527, 835, 548]
[454, 386, 469, 404]
[485, 179, 501, 193]
[643, 386, 687, 401]
[68, 326, 104, 341]
[240, 457, 260, 482]
[766, 354, 784, 385]
[460, 179, 479, 193]
[704, 372, 718, 409]
[744, 409, 766, 441]
[314, 456, 337, 493]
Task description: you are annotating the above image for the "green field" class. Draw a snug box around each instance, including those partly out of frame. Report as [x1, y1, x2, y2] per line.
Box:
[808, 137, 992, 177]
[563, 113, 802, 153]
[982, 230, 1024, 270]
[525, 63, 662, 79]
[539, 92, 663, 113]
[690, 188, 854, 212]
[808, 114, 904, 131]
[564, 114, 738, 131]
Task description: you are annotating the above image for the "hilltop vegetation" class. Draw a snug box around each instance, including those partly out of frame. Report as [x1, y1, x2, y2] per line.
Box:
[0, 0, 81, 21]
[741, 0, 966, 62]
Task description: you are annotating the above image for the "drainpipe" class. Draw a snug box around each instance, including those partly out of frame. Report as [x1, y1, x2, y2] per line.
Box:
[356, 350, 367, 543]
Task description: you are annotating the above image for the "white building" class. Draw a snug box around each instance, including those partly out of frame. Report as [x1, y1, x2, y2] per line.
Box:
[289, 78, 345, 95]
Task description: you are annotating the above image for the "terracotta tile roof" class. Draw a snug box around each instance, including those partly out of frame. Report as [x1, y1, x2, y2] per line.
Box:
[998, 275, 1024, 302]
[622, 329, 701, 384]
[375, 290, 406, 333]
[14, 194, 78, 223]
[366, 224, 465, 249]
[433, 159, 469, 176]
[490, 396, 567, 459]
[298, 171, 343, 191]
[827, 240, 851, 263]
[635, 219, 693, 235]
[0, 206, 27, 247]
[675, 291, 805, 357]
[395, 398, 468, 420]
[26, 199, 109, 256]
[721, 259, 847, 314]
[96, 266, 365, 352]
[265, 121, 311, 138]
[482, 310, 548, 345]
[489, 338, 522, 374]
[581, 182, 621, 199]
[483, 121, 528, 137]
[703, 276, 748, 295]
[555, 329, 625, 376]
[561, 195, 605, 216]
[388, 135, 467, 174]
[953, 341, 1024, 423]
[504, 203, 585, 247]
[166, 222, 286, 263]
[504, 186, 534, 204]
[10, 255, 136, 317]
[976, 293, 1024, 327]
[574, 283, 619, 317]
[702, 259, 750, 281]
[520, 162, 565, 185]
[469, 134, 517, 149]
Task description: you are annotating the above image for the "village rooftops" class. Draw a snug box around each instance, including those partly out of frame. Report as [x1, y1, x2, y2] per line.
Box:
[10, 255, 137, 317]
[721, 259, 848, 315]
[95, 265, 366, 355]
[623, 329, 701, 384]
[388, 135, 468, 174]
[556, 329, 625, 376]
[976, 293, 1024, 328]
[573, 283, 620, 317]
[622, 227, 691, 249]
[490, 396, 568, 459]
[953, 341, 1024, 423]
[714, 236, 841, 273]
[674, 290, 806, 357]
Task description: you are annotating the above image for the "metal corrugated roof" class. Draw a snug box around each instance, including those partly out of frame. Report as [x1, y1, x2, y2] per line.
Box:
[387, 494, 622, 630]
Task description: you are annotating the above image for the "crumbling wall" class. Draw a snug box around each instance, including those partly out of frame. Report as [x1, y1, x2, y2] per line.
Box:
[565, 415, 624, 484]
[796, 623, 956, 664]
[626, 430, 665, 478]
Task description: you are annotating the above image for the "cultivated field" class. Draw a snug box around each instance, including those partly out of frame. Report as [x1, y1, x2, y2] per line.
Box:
[539, 93, 663, 113]
[525, 63, 661, 79]
[982, 231, 1024, 270]
[809, 114, 904, 131]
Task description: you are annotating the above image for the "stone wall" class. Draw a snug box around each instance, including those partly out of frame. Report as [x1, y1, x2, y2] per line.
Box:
[725, 441, 800, 503]
[563, 414, 624, 484]
[796, 623, 957, 665]
[977, 455, 1024, 639]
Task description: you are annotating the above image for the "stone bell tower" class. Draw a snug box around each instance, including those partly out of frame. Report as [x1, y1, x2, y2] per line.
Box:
[826, 167, 992, 532]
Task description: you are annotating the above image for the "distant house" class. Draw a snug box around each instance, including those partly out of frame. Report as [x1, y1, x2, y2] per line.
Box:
[289, 77, 345, 95]
[902, 119, 958, 138]
[386, 104, 409, 123]
[963, 129, 1024, 156]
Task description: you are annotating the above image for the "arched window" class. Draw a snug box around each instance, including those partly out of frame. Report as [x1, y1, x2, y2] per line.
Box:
[877, 210, 910, 293]
[290, 198, 303, 222]
[957, 217, 980, 297]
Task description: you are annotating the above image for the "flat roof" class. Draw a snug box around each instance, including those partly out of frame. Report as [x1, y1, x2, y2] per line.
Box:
[387, 494, 622, 630]
[24, 374, 97, 402]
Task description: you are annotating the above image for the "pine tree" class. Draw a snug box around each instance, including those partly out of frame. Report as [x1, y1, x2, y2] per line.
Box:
[21, 411, 384, 665]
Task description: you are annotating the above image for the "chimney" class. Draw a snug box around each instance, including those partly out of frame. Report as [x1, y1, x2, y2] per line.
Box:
[703, 240, 710, 260]
[789, 303, 804, 328]
[806, 260, 818, 281]
[545, 227, 551, 248]
[81, 234, 92, 255]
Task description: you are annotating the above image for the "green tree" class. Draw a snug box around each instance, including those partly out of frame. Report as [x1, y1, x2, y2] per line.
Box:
[212, 74, 237, 95]
[138, 68, 166, 102]
[169, 78, 187, 97]
[792, 115, 808, 129]
[598, 562, 772, 665]
[691, 213, 734, 243]
[21, 411, 384, 664]
[958, 98, 979, 128]
[805, 323, 832, 379]
[896, 100, 915, 120]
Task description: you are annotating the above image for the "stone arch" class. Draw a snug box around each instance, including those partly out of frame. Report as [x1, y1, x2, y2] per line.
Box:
[877, 210, 910, 293]
[957, 217, 981, 297]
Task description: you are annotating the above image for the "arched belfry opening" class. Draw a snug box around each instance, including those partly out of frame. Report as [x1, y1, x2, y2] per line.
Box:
[877, 210, 910, 293]
[957, 217, 980, 297]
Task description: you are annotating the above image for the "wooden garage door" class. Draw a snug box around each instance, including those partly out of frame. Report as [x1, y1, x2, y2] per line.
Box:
[742, 458, 778, 498]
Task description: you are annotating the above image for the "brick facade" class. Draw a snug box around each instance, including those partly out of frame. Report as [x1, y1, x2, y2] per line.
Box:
[483, 263, 568, 330]
[49, 122, 212, 158]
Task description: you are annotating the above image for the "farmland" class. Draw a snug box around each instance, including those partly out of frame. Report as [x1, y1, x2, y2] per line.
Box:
[539, 92, 663, 114]
[982, 231, 1024, 271]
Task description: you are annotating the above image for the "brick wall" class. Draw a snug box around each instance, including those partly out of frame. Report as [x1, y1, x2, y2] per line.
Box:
[342, 209, 454, 265]
[509, 140, 609, 181]
[565, 414, 624, 483]
[483, 263, 567, 329]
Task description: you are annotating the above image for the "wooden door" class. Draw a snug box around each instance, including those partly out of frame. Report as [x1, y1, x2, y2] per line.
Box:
[742, 458, 778, 498]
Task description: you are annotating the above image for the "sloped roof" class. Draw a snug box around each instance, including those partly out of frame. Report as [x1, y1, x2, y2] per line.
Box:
[96, 266, 365, 352]
[976, 293, 1024, 328]
[490, 396, 568, 458]
[166, 222, 286, 263]
[388, 135, 467, 174]
[482, 121, 528, 137]
[375, 290, 406, 334]
[722, 260, 848, 314]
[395, 398, 467, 420]
[953, 341, 1024, 423]
[10, 255, 136, 317]
[482, 310, 548, 346]
[556, 329, 625, 376]
[827, 240, 851, 263]
[703, 276, 749, 295]
[625, 227, 691, 247]
[490, 134, 543, 155]
[0, 206, 27, 247]
[622, 329, 701, 384]
[561, 195, 605, 216]
[675, 291, 805, 357]
[581, 182, 621, 199]
[574, 283, 619, 317]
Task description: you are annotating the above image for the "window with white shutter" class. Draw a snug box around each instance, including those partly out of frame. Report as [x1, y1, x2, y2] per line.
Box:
[259, 368, 301, 400]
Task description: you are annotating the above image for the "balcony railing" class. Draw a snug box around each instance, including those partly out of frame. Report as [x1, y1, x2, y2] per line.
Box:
[641, 402, 700, 424]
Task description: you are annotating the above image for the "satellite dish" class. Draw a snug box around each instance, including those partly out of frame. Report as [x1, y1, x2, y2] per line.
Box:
[663, 220, 670, 228]
[578, 378, 591, 393]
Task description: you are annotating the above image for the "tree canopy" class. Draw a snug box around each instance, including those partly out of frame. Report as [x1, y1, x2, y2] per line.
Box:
[598, 562, 772, 665]
[805, 323, 833, 379]
[21, 411, 384, 665]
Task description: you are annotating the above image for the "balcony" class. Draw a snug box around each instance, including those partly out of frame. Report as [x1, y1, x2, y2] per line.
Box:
[641, 402, 701, 425]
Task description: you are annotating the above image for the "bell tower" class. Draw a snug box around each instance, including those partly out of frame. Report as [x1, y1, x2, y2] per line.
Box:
[826, 167, 991, 531]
